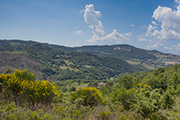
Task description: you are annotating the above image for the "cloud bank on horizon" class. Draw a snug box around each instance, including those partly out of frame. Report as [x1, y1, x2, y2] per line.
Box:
[82, 4, 131, 43]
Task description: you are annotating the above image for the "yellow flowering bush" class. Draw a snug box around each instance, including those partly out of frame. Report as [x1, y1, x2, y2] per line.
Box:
[2, 69, 35, 99]
[6, 76, 28, 95]
[0, 73, 7, 83]
[23, 80, 59, 108]
[0, 69, 59, 107]
[0, 73, 8, 93]
[70, 87, 102, 107]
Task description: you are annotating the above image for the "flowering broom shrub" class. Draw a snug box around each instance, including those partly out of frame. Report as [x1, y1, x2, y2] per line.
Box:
[70, 87, 102, 107]
[23, 80, 59, 108]
[1, 69, 35, 101]
[0, 73, 8, 93]
[0, 69, 60, 107]
[6, 76, 28, 99]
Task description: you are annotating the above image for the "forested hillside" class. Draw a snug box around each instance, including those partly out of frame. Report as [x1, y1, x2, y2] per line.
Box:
[1, 40, 180, 71]
[0, 40, 146, 81]
[72, 45, 180, 69]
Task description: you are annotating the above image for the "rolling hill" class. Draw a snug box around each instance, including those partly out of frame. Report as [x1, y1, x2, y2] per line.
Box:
[71, 45, 180, 69]
[0, 40, 146, 81]
[0, 39, 180, 81]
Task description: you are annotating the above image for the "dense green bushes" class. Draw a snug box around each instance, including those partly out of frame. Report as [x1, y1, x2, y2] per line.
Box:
[110, 64, 180, 119]
[111, 87, 136, 110]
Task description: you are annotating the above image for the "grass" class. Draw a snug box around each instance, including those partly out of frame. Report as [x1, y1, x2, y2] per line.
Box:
[59, 66, 79, 71]
[84, 65, 92, 68]
[64, 60, 74, 66]
[126, 60, 141, 65]
[142, 63, 155, 69]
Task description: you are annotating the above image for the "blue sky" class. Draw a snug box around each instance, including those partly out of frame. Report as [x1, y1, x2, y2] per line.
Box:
[1, 0, 180, 55]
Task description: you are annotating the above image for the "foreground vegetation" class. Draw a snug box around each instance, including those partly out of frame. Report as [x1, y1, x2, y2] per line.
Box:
[1, 64, 180, 119]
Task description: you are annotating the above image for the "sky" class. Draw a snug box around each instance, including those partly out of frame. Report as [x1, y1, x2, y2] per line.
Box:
[1, 0, 180, 55]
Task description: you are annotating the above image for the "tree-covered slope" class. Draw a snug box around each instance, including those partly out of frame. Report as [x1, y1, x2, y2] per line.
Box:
[44, 42, 180, 69]
[23, 44, 144, 80]
[1, 39, 180, 68]
[74, 45, 157, 60]
[72, 45, 180, 69]
[0, 39, 38, 51]
[0, 40, 146, 81]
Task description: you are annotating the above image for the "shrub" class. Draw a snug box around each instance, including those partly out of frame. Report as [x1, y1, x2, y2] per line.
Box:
[6, 77, 28, 100]
[1, 69, 36, 104]
[23, 80, 59, 108]
[70, 87, 102, 107]
[0, 69, 60, 107]
[132, 88, 161, 118]
[111, 87, 136, 110]
[131, 88, 173, 119]
[3, 74, 29, 103]
[13, 69, 36, 82]
[0, 73, 11, 84]
[0, 73, 7, 93]
[161, 89, 175, 109]
[118, 75, 133, 89]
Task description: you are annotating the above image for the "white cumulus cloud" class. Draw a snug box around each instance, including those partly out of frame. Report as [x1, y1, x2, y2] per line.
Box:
[74, 30, 84, 35]
[164, 47, 170, 49]
[170, 43, 180, 50]
[141, 24, 147, 29]
[139, 37, 147, 42]
[131, 24, 135, 27]
[83, 4, 130, 42]
[146, 24, 157, 36]
[137, 34, 147, 42]
[75, 30, 82, 35]
[151, 21, 157, 26]
[147, 42, 163, 49]
[87, 29, 131, 42]
[146, 0, 180, 40]
[149, 39, 154, 42]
